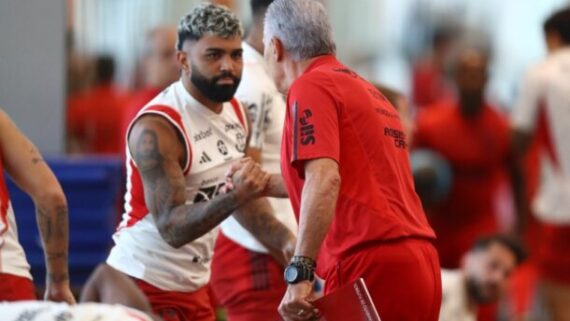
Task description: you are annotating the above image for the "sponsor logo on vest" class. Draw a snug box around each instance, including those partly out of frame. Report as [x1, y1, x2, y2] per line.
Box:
[193, 128, 213, 142]
[235, 132, 246, 152]
[199, 152, 212, 164]
[193, 182, 225, 203]
[217, 140, 228, 156]
[224, 122, 242, 132]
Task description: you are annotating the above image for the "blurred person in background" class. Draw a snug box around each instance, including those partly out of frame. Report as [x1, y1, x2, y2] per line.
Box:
[511, 7, 570, 321]
[414, 42, 526, 269]
[121, 26, 180, 141]
[210, 1, 297, 321]
[0, 109, 74, 304]
[105, 4, 295, 321]
[66, 30, 93, 96]
[67, 55, 129, 155]
[439, 235, 526, 321]
[411, 24, 457, 108]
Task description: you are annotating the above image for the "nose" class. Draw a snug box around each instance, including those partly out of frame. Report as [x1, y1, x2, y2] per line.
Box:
[220, 55, 235, 74]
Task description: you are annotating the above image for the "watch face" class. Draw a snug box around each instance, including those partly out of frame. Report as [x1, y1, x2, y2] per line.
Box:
[285, 265, 299, 283]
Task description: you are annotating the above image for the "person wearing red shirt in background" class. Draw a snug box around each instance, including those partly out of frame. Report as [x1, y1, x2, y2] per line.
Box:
[67, 55, 129, 155]
[413, 43, 526, 270]
[120, 26, 180, 141]
[225, 1, 441, 320]
[412, 25, 457, 108]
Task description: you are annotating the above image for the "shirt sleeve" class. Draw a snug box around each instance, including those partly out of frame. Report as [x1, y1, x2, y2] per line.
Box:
[511, 66, 543, 132]
[288, 75, 340, 173]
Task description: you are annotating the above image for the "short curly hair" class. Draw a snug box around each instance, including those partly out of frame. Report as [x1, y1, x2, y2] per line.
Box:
[176, 2, 244, 50]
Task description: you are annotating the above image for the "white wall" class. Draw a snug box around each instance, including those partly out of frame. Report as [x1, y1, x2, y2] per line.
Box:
[0, 0, 66, 154]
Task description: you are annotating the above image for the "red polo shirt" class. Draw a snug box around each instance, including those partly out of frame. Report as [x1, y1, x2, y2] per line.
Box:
[280, 55, 435, 277]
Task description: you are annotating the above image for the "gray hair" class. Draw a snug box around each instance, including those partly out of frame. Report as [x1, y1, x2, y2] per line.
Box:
[264, 0, 336, 61]
[177, 2, 244, 50]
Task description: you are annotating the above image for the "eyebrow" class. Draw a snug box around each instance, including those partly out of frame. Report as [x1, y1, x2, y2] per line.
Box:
[205, 48, 243, 54]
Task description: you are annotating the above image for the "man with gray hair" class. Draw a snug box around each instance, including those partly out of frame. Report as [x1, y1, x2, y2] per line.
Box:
[105, 3, 295, 321]
[233, 0, 442, 320]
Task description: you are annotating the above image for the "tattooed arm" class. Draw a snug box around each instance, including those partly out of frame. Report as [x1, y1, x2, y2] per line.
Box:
[129, 115, 270, 248]
[232, 197, 295, 265]
[0, 109, 74, 304]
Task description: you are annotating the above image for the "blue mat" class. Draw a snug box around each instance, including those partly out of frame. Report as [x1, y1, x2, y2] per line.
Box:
[7, 156, 123, 286]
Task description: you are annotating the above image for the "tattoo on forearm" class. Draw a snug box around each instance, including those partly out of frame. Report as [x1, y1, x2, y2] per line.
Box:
[37, 207, 53, 243]
[162, 192, 241, 246]
[48, 273, 69, 284]
[133, 128, 242, 247]
[55, 206, 67, 239]
[46, 251, 67, 261]
[236, 199, 292, 250]
[37, 205, 68, 244]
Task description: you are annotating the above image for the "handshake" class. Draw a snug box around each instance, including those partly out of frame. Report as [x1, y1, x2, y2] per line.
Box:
[222, 157, 272, 202]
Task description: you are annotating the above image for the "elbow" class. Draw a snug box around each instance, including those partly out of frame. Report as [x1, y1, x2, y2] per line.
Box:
[316, 166, 341, 192]
[33, 188, 67, 211]
[157, 223, 185, 249]
[305, 159, 341, 192]
[327, 170, 341, 191]
[166, 239, 185, 249]
[155, 215, 189, 249]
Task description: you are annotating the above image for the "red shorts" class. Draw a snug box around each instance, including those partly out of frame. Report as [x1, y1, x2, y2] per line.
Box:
[323, 238, 442, 321]
[0, 272, 36, 301]
[134, 279, 215, 321]
[211, 232, 285, 321]
[536, 222, 570, 285]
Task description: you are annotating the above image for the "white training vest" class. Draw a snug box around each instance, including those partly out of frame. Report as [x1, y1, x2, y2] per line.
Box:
[512, 48, 570, 224]
[107, 80, 249, 291]
[220, 42, 297, 253]
[0, 156, 32, 280]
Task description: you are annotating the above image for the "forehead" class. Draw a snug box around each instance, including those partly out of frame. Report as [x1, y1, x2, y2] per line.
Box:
[188, 34, 242, 52]
[483, 243, 516, 266]
[458, 50, 488, 69]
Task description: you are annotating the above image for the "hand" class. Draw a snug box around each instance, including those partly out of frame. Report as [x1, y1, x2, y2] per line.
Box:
[222, 157, 251, 193]
[45, 280, 76, 304]
[279, 281, 320, 321]
[231, 159, 270, 202]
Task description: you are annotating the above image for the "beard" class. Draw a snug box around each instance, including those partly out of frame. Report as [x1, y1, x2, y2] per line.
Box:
[190, 63, 241, 103]
[466, 277, 498, 304]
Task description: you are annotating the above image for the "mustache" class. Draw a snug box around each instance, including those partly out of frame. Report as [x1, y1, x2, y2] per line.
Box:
[212, 71, 239, 83]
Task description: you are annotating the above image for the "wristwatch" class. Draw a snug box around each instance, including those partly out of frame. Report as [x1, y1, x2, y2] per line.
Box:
[284, 256, 316, 284]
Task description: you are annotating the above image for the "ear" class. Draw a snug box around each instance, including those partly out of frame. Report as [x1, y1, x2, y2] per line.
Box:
[271, 37, 285, 63]
[176, 50, 190, 73]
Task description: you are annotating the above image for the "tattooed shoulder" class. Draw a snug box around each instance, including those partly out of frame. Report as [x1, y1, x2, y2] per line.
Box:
[133, 129, 163, 172]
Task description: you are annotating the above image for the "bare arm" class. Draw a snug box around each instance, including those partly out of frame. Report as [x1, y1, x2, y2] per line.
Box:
[130, 115, 268, 248]
[230, 108, 295, 265]
[0, 110, 74, 304]
[509, 129, 533, 236]
[294, 158, 340, 259]
[232, 197, 295, 265]
[266, 174, 288, 198]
